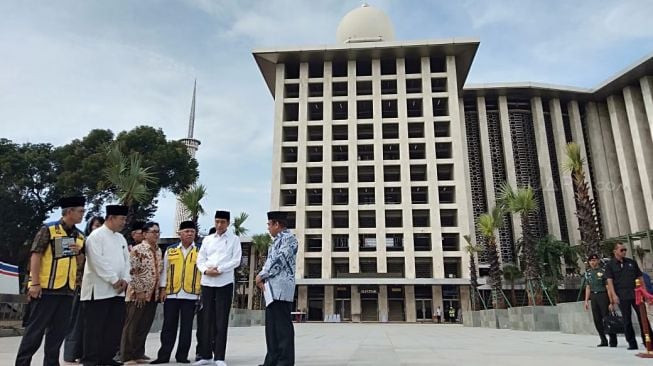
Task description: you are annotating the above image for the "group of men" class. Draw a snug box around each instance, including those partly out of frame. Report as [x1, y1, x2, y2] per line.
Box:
[15, 196, 299, 366]
[584, 242, 651, 350]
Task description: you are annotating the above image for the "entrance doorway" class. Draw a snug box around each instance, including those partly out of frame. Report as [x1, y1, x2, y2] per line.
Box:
[360, 285, 378, 321]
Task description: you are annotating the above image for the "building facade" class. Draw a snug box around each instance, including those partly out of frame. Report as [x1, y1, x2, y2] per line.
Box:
[254, 5, 653, 322]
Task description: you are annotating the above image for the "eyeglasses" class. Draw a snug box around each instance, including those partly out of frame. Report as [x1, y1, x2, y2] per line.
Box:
[147, 230, 160, 234]
[619, 248, 627, 252]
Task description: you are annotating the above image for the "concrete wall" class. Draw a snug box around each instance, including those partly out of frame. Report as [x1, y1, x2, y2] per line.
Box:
[508, 306, 560, 331]
[557, 301, 641, 336]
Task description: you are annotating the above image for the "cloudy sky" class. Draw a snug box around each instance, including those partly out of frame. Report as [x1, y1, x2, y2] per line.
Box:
[2, 0, 653, 236]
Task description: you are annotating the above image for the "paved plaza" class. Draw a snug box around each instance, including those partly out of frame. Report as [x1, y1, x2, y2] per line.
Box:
[2, 323, 653, 365]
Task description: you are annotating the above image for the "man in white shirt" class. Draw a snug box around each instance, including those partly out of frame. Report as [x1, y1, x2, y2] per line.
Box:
[151, 221, 201, 364]
[194, 211, 242, 366]
[80, 205, 131, 366]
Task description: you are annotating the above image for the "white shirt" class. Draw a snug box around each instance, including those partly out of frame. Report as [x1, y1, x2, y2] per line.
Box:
[196, 230, 242, 287]
[160, 243, 200, 301]
[81, 224, 131, 301]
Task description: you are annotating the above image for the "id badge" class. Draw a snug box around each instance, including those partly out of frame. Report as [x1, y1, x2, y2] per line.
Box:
[53, 237, 76, 258]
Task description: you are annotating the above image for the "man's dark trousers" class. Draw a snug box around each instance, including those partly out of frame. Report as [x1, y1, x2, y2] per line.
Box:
[156, 298, 196, 361]
[121, 301, 157, 361]
[198, 284, 233, 361]
[15, 294, 73, 366]
[63, 293, 84, 362]
[81, 296, 126, 365]
[590, 292, 616, 345]
[263, 300, 295, 366]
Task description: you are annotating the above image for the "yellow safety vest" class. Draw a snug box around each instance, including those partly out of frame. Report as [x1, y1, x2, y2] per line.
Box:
[166, 245, 201, 295]
[30, 222, 84, 290]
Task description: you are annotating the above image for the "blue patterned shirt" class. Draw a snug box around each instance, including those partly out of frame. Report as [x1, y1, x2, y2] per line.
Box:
[258, 229, 298, 302]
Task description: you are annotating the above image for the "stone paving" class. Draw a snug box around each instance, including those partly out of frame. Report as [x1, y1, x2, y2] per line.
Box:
[2, 323, 652, 365]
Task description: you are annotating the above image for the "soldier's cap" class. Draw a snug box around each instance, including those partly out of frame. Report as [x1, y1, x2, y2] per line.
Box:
[59, 196, 86, 209]
[587, 254, 600, 261]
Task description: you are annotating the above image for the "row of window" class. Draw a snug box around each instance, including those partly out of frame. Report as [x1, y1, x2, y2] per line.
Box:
[305, 257, 462, 279]
[281, 164, 455, 183]
[283, 121, 451, 141]
[284, 78, 448, 98]
[277, 209, 458, 229]
[281, 186, 455, 206]
[283, 98, 449, 121]
[309, 232, 461, 252]
[284, 57, 447, 79]
[282, 143, 453, 162]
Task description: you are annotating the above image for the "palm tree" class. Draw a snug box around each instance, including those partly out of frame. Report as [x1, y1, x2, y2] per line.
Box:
[179, 184, 207, 226]
[250, 233, 272, 310]
[233, 212, 249, 237]
[478, 206, 505, 309]
[499, 183, 540, 305]
[104, 143, 156, 228]
[563, 142, 601, 258]
[502, 264, 522, 307]
[463, 234, 482, 310]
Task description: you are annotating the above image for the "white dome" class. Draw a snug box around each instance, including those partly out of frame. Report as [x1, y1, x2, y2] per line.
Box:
[336, 4, 395, 44]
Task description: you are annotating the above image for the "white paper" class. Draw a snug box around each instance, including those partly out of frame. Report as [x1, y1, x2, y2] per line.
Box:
[264, 282, 274, 307]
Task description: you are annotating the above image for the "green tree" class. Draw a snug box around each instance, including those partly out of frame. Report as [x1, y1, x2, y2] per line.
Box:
[463, 234, 482, 310]
[563, 142, 601, 258]
[179, 184, 207, 226]
[478, 206, 505, 309]
[535, 235, 576, 303]
[499, 183, 541, 305]
[502, 264, 523, 307]
[233, 212, 250, 237]
[250, 233, 272, 310]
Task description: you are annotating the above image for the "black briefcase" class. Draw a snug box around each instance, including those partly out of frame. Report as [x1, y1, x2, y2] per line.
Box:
[603, 312, 625, 334]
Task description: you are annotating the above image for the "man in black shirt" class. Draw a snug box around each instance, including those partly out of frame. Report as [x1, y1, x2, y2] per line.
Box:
[605, 242, 647, 350]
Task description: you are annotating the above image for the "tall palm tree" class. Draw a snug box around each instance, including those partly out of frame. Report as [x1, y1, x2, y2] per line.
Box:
[179, 184, 207, 226]
[463, 234, 482, 310]
[250, 233, 272, 310]
[563, 142, 601, 258]
[502, 264, 522, 307]
[499, 183, 540, 305]
[478, 206, 505, 309]
[233, 212, 249, 237]
[104, 143, 156, 228]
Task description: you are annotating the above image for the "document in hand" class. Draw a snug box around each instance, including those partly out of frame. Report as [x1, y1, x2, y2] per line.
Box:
[264, 281, 274, 307]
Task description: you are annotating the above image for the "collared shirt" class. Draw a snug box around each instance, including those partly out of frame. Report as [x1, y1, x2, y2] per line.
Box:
[585, 267, 607, 292]
[125, 241, 163, 302]
[80, 224, 131, 301]
[160, 242, 200, 301]
[196, 230, 242, 288]
[605, 256, 642, 300]
[31, 218, 84, 295]
[258, 229, 298, 302]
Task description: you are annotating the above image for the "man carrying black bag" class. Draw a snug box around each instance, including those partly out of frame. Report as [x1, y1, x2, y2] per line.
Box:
[606, 242, 649, 350]
[584, 254, 617, 347]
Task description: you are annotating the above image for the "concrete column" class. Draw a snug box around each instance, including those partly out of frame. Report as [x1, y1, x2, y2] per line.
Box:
[607, 95, 649, 233]
[498, 96, 522, 241]
[459, 285, 471, 312]
[405, 285, 417, 322]
[270, 63, 286, 208]
[623, 86, 653, 228]
[477, 97, 496, 209]
[584, 102, 620, 238]
[297, 285, 308, 313]
[351, 285, 361, 322]
[549, 99, 580, 244]
[598, 102, 631, 235]
[568, 100, 596, 204]
[324, 285, 335, 319]
[347, 59, 359, 272]
[374, 58, 387, 274]
[379, 285, 389, 322]
[321, 61, 333, 278]
[640, 76, 653, 145]
[531, 97, 562, 238]
[432, 285, 443, 310]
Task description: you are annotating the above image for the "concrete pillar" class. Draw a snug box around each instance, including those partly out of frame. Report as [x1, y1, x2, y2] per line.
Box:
[297, 285, 308, 313]
[585, 102, 620, 238]
[531, 97, 562, 238]
[640, 76, 653, 145]
[607, 95, 649, 233]
[379, 285, 389, 322]
[549, 98, 581, 244]
[432, 285, 443, 311]
[477, 97, 496, 209]
[598, 102, 631, 235]
[498, 96, 522, 241]
[405, 285, 417, 322]
[351, 285, 361, 323]
[324, 285, 335, 319]
[459, 285, 471, 312]
[623, 86, 653, 228]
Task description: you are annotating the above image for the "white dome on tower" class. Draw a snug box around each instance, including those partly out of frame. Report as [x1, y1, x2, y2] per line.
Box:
[336, 4, 395, 44]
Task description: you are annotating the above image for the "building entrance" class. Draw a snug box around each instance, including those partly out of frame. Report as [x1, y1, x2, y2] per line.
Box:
[360, 285, 379, 321]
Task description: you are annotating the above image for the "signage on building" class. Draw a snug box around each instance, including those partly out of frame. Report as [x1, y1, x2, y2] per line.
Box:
[358, 285, 378, 294]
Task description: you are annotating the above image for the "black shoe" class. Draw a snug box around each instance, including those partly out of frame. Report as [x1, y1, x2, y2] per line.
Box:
[149, 359, 169, 364]
[176, 359, 190, 364]
[628, 344, 639, 350]
[609, 343, 617, 347]
[597, 342, 608, 347]
[102, 360, 124, 366]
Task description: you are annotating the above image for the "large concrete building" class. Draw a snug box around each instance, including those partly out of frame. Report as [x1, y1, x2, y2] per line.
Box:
[253, 4, 653, 322]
